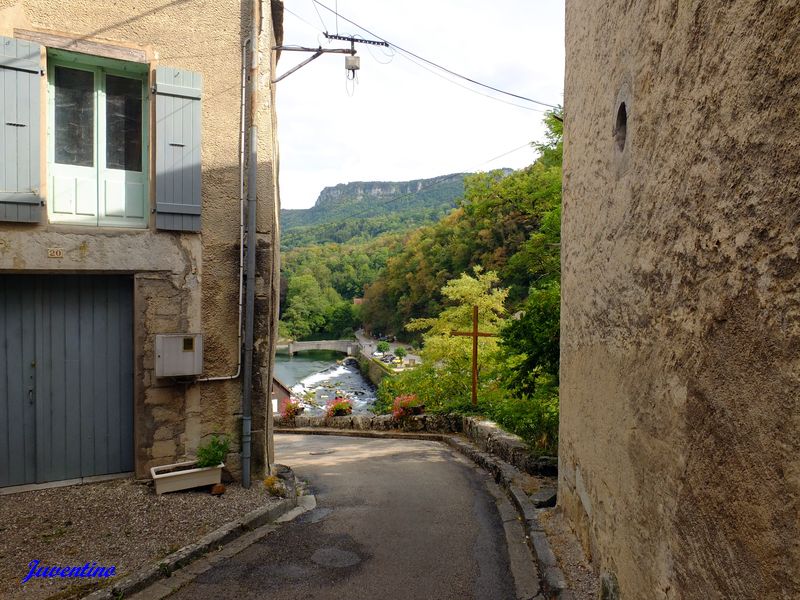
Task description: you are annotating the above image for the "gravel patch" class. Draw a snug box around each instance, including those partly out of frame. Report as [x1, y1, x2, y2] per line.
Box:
[538, 507, 599, 599]
[0, 478, 282, 600]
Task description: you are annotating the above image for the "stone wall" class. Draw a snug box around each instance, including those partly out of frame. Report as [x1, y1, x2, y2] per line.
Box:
[356, 356, 393, 387]
[275, 414, 557, 477]
[0, 0, 281, 480]
[561, 1, 800, 598]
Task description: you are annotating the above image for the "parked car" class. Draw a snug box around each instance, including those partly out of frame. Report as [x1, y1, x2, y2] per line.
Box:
[372, 351, 384, 357]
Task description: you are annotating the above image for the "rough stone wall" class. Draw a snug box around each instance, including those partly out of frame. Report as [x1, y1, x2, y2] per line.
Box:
[561, 1, 800, 598]
[0, 0, 280, 479]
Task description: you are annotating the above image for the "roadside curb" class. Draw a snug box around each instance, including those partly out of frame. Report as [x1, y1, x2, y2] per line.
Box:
[276, 428, 572, 599]
[84, 468, 302, 600]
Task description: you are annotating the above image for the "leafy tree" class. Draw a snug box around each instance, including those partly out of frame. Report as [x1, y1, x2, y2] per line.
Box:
[376, 341, 390, 353]
[279, 234, 403, 339]
[497, 282, 560, 397]
[377, 268, 507, 409]
[372, 107, 564, 454]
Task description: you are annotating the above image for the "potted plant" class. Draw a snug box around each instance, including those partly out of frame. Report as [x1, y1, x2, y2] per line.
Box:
[281, 398, 304, 419]
[326, 396, 353, 418]
[150, 435, 230, 495]
[392, 394, 425, 419]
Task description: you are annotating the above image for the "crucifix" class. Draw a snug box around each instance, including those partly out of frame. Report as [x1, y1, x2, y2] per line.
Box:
[450, 305, 498, 406]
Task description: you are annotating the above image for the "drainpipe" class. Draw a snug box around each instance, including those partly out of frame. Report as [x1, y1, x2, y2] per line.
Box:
[242, 0, 261, 489]
[197, 37, 250, 383]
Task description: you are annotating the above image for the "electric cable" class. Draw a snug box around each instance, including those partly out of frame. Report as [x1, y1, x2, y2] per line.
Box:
[483, 143, 534, 165]
[311, 0, 559, 109]
[395, 49, 545, 113]
[284, 6, 325, 33]
[310, 0, 328, 32]
[354, 33, 395, 65]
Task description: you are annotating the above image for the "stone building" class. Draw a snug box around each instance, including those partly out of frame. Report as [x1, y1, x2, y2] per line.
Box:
[561, 1, 799, 598]
[0, 0, 283, 490]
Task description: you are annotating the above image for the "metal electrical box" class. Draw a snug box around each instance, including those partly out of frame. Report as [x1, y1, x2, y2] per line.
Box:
[155, 334, 203, 377]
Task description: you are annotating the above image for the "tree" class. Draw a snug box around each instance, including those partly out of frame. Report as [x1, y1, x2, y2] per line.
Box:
[498, 282, 560, 396]
[395, 347, 407, 359]
[376, 341, 390, 353]
[376, 267, 508, 411]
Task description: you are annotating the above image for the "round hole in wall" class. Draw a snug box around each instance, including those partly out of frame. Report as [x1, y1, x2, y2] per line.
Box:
[614, 102, 628, 152]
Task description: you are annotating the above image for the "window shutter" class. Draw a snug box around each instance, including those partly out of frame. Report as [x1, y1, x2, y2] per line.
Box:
[154, 67, 202, 232]
[0, 36, 42, 223]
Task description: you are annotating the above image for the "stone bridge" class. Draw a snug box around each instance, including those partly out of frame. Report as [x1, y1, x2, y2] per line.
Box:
[276, 339, 360, 356]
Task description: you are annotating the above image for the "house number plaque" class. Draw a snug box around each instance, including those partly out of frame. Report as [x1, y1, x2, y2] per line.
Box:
[47, 248, 65, 258]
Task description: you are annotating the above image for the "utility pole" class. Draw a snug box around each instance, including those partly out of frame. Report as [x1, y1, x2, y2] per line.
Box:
[272, 32, 388, 83]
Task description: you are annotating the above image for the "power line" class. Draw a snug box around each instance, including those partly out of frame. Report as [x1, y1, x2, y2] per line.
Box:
[284, 5, 326, 33]
[310, 0, 327, 31]
[395, 48, 545, 113]
[483, 143, 534, 165]
[310, 0, 559, 109]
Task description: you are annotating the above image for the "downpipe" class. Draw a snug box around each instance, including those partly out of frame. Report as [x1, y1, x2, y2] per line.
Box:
[242, 0, 261, 489]
[197, 37, 250, 383]
[242, 129, 257, 489]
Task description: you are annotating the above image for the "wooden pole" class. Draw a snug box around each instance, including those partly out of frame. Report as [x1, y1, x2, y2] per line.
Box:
[471, 305, 478, 405]
[450, 305, 498, 406]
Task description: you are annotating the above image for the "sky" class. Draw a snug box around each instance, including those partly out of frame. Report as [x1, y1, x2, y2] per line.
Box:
[275, 1, 565, 209]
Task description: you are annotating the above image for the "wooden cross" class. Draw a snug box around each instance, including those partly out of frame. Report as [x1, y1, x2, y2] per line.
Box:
[450, 305, 498, 406]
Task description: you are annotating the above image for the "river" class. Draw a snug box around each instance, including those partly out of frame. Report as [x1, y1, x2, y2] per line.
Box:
[273, 349, 377, 415]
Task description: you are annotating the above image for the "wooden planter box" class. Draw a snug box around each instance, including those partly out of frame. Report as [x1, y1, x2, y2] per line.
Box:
[150, 461, 224, 495]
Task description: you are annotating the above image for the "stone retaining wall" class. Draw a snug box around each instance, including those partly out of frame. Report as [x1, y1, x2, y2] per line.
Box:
[355, 356, 393, 387]
[274, 414, 557, 477]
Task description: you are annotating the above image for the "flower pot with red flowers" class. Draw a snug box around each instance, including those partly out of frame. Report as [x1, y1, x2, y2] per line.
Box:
[281, 398, 304, 419]
[326, 397, 353, 418]
[392, 394, 425, 420]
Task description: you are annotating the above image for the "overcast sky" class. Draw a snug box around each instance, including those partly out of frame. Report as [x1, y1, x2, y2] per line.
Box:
[275, 1, 565, 210]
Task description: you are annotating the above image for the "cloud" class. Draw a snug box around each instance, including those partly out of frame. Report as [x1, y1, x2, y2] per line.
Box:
[276, 0, 565, 209]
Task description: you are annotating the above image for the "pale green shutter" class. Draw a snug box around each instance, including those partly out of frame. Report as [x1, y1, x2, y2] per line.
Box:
[0, 36, 42, 223]
[153, 67, 202, 232]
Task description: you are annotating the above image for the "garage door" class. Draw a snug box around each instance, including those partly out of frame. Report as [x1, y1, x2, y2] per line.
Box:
[0, 275, 134, 487]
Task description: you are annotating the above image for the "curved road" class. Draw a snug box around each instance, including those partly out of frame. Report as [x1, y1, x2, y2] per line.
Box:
[168, 434, 532, 599]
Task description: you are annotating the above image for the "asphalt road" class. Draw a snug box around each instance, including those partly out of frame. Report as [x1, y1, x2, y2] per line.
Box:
[168, 434, 518, 600]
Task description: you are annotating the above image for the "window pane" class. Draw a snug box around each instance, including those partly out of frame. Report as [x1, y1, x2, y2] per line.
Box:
[106, 75, 143, 172]
[54, 67, 94, 167]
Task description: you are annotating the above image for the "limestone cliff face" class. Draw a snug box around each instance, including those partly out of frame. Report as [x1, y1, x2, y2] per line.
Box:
[314, 180, 428, 210]
[561, 1, 800, 599]
[279, 173, 474, 247]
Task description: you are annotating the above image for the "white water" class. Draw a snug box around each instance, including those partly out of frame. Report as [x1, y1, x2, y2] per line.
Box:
[277, 354, 376, 415]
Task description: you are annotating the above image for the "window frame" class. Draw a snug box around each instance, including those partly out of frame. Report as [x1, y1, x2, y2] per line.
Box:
[46, 49, 150, 228]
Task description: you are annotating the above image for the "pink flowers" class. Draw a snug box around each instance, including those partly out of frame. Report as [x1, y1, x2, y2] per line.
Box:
[326, 397, 353, 418]
[280, 398, 303, 418]
[392, 394, 424, 419]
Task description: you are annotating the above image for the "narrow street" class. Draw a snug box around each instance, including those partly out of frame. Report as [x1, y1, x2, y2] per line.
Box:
[167, 434, 520, 599]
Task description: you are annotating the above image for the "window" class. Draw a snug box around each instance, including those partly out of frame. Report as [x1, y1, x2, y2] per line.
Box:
[47, 50, 148, 228]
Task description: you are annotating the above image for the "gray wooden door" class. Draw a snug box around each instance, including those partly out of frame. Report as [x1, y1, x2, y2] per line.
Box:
[0, 275, 134, 487]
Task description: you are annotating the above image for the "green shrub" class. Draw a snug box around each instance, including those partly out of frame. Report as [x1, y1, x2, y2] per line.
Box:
[376, 341, 391, 353]
[486, 375, 559, 455]
[196, 435, 230, 468]
[376, 366, 559, 455]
